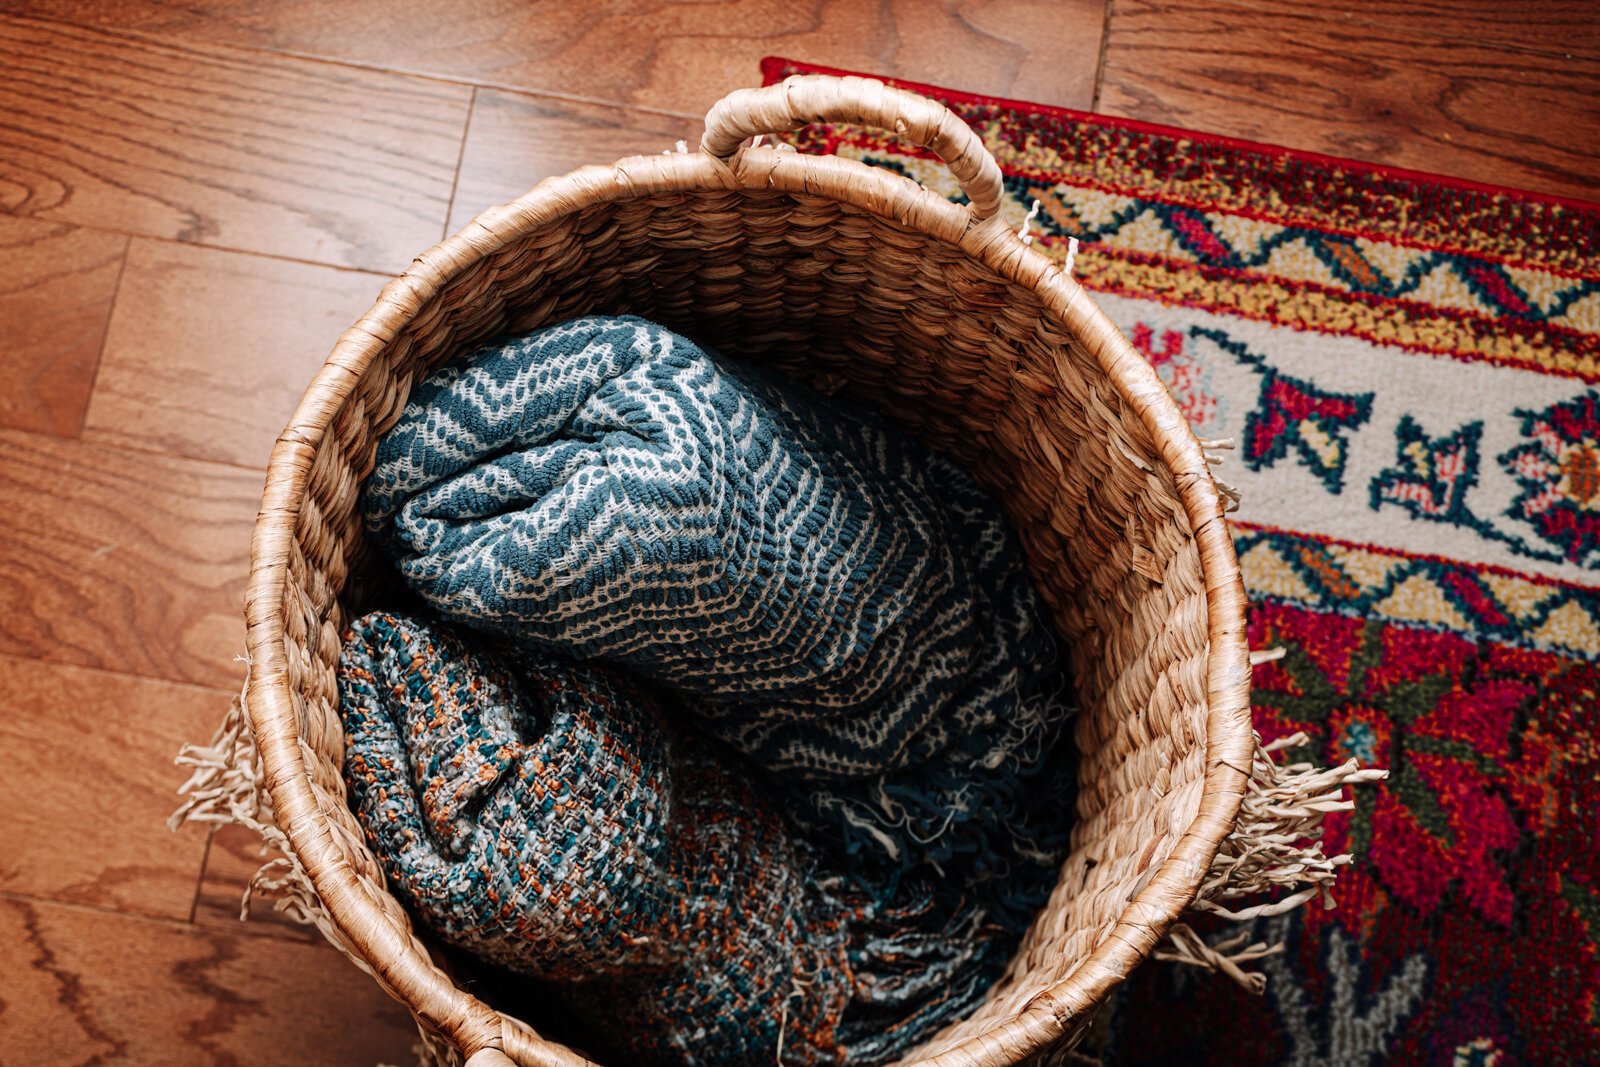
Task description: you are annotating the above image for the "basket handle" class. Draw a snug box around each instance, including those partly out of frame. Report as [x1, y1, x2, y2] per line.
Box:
[700, 74, 1006, 219]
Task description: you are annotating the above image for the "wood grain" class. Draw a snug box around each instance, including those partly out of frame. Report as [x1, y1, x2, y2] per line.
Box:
[0, 0, 1109, 115]
[0, 430, 257, 690]
[0, 655, 225, 920]
[3, 2, 1592, 1062]
[0, 14, 470, 272]
[193, 824, 322, 941]
[1218, 0, 1600, 62]
[450, 90, 700, 233]
[0, 895, 418, 1064]
[84, 240, 385, 468]
[1096, 0, 1600, 199]
[0, 216, 126, 438]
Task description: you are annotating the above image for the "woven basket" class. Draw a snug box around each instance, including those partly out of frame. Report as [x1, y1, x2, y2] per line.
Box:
[181, 74, 1377, 1067]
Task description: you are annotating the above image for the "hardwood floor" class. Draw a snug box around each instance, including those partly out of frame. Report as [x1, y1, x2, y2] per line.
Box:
[83, 240, 386, 469]
[1097, 0, 1600, 199]
[0, 656, 222, 921]
[0, 16, 470, 271]
[1207, 0, 1600, 60]
[1, 896, 419, 1064]
[449, 89, 700, 232]
[0, 0, 1109, 113]
[0, 0, 1590, 1061]
[0, 217, 126, 437]
[0, 430, 258, 689]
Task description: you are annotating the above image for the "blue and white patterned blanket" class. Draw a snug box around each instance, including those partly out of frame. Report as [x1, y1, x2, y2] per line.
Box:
[363, 315, 1073, 926]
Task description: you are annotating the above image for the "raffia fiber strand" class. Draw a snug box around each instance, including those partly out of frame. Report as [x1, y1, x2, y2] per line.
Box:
[1150, 733, 1388, 992]
[175, 700, 1376, 1058]
[1193, 734, 1390, 920]
[168, 73, 1376, 1066]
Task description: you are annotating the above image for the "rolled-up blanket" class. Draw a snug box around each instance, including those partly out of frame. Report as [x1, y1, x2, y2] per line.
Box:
[361, 315, 1074, 926]
[337, 611, 1004, 1066]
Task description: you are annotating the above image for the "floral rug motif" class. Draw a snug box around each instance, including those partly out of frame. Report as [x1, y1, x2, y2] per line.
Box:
[763, 57, 1600, 1066]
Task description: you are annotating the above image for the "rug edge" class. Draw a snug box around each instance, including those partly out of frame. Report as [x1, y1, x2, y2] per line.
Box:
[759, 55, 1600, 216]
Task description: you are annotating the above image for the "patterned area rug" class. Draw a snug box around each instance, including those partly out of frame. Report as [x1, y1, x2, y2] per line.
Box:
[762, 58, 1600, 1066]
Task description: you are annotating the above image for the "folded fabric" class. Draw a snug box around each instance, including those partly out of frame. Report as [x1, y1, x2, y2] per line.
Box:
[362, 316, 1074, 926]
[337, 611, 1003, 1066]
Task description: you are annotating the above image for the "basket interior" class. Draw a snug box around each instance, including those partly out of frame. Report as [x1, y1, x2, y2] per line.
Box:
[277, 186, 1223, 1062]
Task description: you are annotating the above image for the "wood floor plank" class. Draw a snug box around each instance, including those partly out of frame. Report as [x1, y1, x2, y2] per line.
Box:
[1097, 0, 1600, 199]
[0, 430, 257, 690]
[193, 824, 322, 941]
[0, 14, 470, 272]
[1, 0, 1109, 114]
[0, 895, 417, 1064]
[449, 90, 699, 233]
[0, 655, 225, 921]
[83, 240, 384, 469]
[1225, 0, 1600, 61]
[0, 216, 126, 438]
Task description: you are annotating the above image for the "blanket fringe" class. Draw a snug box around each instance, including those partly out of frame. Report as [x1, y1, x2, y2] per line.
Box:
[1156, 730, 1388, 991]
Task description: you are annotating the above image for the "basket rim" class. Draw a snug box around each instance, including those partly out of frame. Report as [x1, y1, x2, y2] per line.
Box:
[242, 142, 1253, 1065]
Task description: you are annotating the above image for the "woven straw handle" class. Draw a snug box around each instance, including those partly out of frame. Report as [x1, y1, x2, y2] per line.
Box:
[701, 74, 1006, 219]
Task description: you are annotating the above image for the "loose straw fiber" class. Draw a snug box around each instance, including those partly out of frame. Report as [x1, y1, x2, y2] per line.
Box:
[173, 74, 1357, 1066]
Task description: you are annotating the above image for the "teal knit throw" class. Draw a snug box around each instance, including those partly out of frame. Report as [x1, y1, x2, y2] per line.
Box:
[361, 316, 1074, 926]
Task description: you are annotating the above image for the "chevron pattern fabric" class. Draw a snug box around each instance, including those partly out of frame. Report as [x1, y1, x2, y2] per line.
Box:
[338, 611, 1005, 1066]
[362, 315, 1074, 924]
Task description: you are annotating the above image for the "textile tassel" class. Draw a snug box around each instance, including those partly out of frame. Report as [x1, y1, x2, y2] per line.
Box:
[1198, 435, 1241, 512]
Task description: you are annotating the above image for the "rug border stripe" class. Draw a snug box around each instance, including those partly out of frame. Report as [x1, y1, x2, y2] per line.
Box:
[1233, 519, 1596, 593]
[760, 55, 1600, 215]
[761, 56, 1600, 275]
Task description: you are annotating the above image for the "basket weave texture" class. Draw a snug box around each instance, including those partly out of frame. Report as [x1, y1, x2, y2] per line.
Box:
[239, 75, 1256, 1066]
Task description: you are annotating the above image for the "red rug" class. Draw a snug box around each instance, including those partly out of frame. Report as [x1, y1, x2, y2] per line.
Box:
[762, 57, 1600, 1066]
